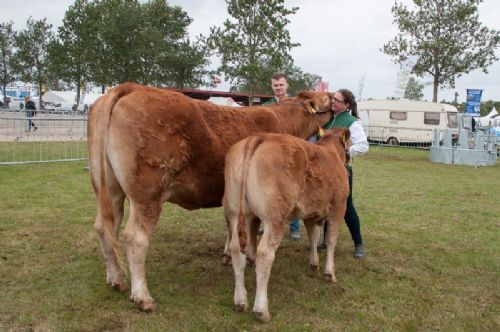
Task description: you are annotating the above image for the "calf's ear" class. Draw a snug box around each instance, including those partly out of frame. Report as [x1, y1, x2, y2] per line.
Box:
[342, 128, 351, 143]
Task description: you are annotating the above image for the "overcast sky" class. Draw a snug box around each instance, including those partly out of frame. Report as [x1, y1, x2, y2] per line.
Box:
[1, 0, 499, 103]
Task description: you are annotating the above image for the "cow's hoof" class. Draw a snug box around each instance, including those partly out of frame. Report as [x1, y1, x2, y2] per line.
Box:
[310, 264, 319, 271]
[324, 273, 337, 283]
[246, 256, 255, 266]
[130, 295, 156, 312]
[138, 300, 156, 313]
[108, 279, 128, 292]
[254, 310, 271, 323]
[222, 255, 232, 266]
[235, 303, 249, 312]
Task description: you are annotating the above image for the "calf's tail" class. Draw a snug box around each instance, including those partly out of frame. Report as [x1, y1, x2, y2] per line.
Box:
[237, 136, 265, 254]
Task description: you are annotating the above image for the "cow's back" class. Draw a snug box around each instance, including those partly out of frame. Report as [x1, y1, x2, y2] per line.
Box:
[242, 133, 349, 221]
[91, 84, 324, 210]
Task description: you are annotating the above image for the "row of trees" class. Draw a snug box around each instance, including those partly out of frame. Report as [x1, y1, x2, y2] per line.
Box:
[1, 0, 499, 108]
[1, 0, 213, 108]
[0, 0, 321, 108]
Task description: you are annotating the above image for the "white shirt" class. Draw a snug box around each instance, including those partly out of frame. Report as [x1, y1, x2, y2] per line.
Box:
[348, 120, 369, 158]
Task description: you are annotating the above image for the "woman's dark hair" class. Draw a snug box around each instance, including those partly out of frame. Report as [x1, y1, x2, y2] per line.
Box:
[338, 89, 358, 118]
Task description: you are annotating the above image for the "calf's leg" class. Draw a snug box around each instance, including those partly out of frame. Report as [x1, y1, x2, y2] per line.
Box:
[324, 213, 342, 283]
[253, 220, 284, 322]
[228, 215, 249, 312]
[304, 220, 321, 270]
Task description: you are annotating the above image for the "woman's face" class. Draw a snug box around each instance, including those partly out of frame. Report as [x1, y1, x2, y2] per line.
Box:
[330, 92, 348, 114]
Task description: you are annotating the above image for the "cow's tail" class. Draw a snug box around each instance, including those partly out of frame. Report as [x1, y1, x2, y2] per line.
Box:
[237, 136, 265, 254]
[95, 83, 136, 276]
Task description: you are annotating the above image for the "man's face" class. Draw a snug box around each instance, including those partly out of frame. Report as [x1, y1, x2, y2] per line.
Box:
[271, 77, 289, 99]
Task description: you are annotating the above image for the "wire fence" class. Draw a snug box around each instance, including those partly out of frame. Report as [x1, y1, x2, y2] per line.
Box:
[1, 110, 498, 165]
[366, 125, 499, 152]
[365, 126, 459, 149]
[0, 110, 88, 165]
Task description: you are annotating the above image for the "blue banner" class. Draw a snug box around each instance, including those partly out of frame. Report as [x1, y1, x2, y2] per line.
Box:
[465, 89, 482, 115]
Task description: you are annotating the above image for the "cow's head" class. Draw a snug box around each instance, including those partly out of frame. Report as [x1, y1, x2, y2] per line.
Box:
[294, 91, 332, 114]
[321, 128, 352, 165]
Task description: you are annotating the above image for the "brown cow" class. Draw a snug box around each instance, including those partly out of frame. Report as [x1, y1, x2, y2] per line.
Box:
[223, 128, 351, 322]
[87, 82, 333, 311]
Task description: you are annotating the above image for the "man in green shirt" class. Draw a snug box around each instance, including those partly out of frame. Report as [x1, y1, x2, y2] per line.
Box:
[261, 73, 301, 240]
[263, 73, 289, 105]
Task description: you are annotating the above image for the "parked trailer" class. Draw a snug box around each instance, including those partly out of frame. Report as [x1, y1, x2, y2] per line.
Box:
[358, 99, 459, 146]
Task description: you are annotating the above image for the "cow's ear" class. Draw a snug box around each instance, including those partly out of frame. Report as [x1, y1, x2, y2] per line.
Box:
[303, 100, 314, 114]
[297, 91, 312, 99]
[342, 128, 351, 143]
[308, 93, 330, 112]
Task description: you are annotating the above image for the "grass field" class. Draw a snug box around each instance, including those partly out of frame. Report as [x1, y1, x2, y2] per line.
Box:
[0, 147, 498, 331]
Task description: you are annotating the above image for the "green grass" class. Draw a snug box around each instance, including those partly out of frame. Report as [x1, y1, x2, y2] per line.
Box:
[0, 148, 498, 331]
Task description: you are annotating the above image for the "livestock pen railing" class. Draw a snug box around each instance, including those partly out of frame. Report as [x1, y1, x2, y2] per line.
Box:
[367, 125, 499, 158]
[0, 110, 88, 165]
[1, 110, 497, 165]
[365, 125, 458, 149]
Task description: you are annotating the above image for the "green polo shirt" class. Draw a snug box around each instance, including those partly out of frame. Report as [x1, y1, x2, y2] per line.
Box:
[324, 111, 356, 130]
[263, 97, 279, 105]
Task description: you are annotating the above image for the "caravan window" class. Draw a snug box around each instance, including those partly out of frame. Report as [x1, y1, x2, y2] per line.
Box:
[424, 112, 440, 125]
[390, 111, 407, 120]
[447, 112, 458, 128]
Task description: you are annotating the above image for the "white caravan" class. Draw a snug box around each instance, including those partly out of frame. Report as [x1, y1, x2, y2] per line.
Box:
[358, 99, 459, 145]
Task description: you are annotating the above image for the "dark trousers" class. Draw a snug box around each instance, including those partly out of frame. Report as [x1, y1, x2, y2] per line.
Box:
[28, 117, 36, 131]
[324, 167, 363, 246]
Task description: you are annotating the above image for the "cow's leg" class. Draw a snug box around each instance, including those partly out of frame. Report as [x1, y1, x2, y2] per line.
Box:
[324, 214, 342, 283]
[246, 217, 261, 265]
[222, 215, 232, 265]
[94, 187, 128, 292]
[304, 220, 321, 270]
[228, 214, 249, 312]
[253, 220, 284, 322]
[123, 200, 162, 312]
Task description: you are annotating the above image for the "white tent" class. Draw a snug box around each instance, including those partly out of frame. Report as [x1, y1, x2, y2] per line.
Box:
[207, 96, 242, 107]
[42, 91, 76, 103]
[479, 107, 498, 126]
[82, 93, 103, 105]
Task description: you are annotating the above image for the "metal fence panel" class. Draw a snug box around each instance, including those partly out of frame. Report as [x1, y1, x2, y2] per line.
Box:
[1, 110, 497, 165]
[0, 110, 88, 165]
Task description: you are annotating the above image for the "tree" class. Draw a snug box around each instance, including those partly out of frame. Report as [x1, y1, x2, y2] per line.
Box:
[383, 0, 500, 102]
[14, 17, 54, 108]
[158, 38, 213, 89]
[286, 66, 321, 96]
[139, 0, 212, 88]
[0, 21, 16, 106]
[209, 0, 299, 104]
[404, 77, 424, 100]
[49, 0, 94, 105]
[80, 0, 209, 90]
[86, 0, 143, 89]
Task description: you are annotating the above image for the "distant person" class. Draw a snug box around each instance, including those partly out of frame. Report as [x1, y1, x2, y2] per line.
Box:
[261, 73, 301, 240]
[25, 96, 37, 132]
[317, 89, 368, 258]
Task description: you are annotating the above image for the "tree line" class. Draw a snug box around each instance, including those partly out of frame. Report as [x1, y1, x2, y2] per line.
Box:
[0, 0, 322, 108]
[1, 0, 499, 109]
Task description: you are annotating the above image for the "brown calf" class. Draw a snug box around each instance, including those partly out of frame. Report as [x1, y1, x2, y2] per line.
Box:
[223, 128, 351, 322]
